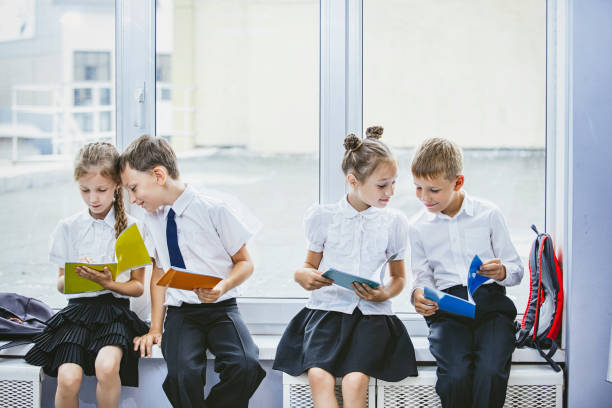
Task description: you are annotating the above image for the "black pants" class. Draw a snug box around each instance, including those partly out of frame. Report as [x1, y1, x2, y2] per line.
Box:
[161, 298, 266, 408]
[426, 284, 517, 408]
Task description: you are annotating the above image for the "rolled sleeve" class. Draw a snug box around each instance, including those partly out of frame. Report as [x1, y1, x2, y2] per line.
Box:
[490, 208, 524, 287]
[387, 212, 409, 260]
[49, 221, 69, 267]
[211, 204, 254, 256]
[303, 204, 326, 253]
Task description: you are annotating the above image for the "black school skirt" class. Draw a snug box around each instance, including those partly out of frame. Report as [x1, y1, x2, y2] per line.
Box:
[25, 293, 149, 387]
[273, 307, 417, 382]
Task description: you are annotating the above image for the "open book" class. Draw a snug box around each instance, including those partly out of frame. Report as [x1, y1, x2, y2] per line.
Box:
[423, 255, 489, 319]
[64, 224, 151, 294]
[156, 267, 222, 290]
[321, 254, 398, 291]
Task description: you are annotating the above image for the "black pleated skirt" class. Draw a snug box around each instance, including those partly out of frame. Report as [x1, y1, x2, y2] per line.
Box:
[273, 307, 418, 382]
[24, 294, 149, 387]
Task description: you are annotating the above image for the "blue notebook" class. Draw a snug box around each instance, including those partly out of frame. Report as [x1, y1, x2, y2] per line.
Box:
[322, 268, 380, 291]
[467, 255, 489, 299]
[424, 286, 475, 319]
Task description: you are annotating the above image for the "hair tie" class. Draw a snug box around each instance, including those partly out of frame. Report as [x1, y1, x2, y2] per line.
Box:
[351, 140, 363, 152]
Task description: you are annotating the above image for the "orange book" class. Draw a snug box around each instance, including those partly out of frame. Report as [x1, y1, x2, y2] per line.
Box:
[156, 267, 222, 290]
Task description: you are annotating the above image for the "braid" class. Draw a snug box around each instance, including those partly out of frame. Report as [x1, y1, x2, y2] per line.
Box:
[113, 188, 128, 238]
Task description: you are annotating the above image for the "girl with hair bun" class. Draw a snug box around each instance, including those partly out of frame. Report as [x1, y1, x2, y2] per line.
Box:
[25, 142, 150, 408]
[274, 126, 417, 407]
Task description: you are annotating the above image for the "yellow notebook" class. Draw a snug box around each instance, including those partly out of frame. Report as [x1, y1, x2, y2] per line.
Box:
[64, 224, 152, 294]
[156, 267, 222, 290]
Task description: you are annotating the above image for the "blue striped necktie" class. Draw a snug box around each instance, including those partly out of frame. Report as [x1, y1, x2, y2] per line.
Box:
[166, 208, 186, 268]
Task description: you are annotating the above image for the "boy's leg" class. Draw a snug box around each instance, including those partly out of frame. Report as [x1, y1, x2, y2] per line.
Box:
[205, 307, 266, 408]
[308, 367, 339, 408]
[428, 315, 473, 408]
[161, 309, 208, 408]
[56, 363, 83, 408]
[472, 313, 516, 408]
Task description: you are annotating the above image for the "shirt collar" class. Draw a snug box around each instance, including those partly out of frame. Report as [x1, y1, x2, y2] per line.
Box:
[85, 206, 116, 229]
[166, 184, 195, 218]
[339, 195, 380, 219]
[429, 190, 474, 221]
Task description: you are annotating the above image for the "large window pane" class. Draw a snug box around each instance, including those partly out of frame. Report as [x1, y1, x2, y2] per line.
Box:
[364, 0, 546, 312]
[155, 0, 319, 297]
[0, 0, 116, 307]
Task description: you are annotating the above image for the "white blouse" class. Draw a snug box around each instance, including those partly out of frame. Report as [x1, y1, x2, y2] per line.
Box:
[49, 207, 151, 300]
[408, 192, 524, 301]
[143, 185, 255, 307]
[304, 196, 409, 315]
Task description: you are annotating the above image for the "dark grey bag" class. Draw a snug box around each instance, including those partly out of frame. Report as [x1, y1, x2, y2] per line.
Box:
[0, 292, 53, 351]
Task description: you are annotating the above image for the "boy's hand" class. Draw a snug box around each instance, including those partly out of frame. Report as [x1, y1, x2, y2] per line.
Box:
[351, 282, 389, 302]
[133, 330, 162, 358]
[194, 280, 228, 303]
[413, 287, 438, 316]
[76, 265, 113, 288]
[478, 258, 506, 281]
[294, 268, 333, 290]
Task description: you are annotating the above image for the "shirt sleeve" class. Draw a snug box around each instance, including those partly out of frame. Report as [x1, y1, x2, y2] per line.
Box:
[387, 212, 409, 261]
[303, 204, 326, 253]
[408, 223, 435, 304]
[489, 207, 524, 287]
[49, 221, 69, 267]
[210, 203, 254, 256]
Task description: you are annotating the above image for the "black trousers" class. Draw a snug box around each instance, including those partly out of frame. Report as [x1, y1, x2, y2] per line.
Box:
[161, 298, 266, 408]
[426, 284, 517, 408]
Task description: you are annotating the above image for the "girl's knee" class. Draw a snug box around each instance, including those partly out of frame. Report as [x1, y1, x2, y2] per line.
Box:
[341, 372, 369, 393]
[95, 353, 121, 382]
[57, 365, 83, 393]
[308, 367, 335, 389]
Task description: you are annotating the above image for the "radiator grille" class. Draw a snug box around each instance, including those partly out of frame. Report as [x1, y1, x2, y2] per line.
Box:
[0, 379, 37, 408]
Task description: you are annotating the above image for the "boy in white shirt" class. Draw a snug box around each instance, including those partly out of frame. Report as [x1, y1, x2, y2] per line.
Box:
[119, 135, 265, 408]
[408, 138, 523, 408]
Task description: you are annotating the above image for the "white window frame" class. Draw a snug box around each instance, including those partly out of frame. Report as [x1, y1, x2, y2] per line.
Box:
[116, 0, 568, 340]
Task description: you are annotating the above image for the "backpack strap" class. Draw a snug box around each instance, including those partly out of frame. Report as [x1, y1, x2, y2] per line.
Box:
[535, 341, 562, 372]
[0, 339, 33, 352]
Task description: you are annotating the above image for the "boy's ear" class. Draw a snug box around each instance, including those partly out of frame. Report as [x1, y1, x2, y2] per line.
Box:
[152, 166, 168, 185]
[454, 175, 465, 191]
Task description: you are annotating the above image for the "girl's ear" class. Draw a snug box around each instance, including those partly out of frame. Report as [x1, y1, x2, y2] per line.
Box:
[346, 173, 359, 188]
[454, 175, 465, 191]
[152, 166, 167, 185]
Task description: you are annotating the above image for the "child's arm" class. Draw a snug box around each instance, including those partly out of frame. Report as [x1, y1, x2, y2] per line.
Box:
[194, 244, 254, 303]
[351, 259, 405, 302]
[294, 250, 333, 290]
[75, 265, 145, 297]
[409, 225, 439, 316]
[56, 268, 65, 293]
[134, 261, 166, 358]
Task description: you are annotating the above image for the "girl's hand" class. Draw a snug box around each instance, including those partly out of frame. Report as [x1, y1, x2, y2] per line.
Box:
[76, 265, 113, 288]
[133, 330, 162, 358]
[413, 287, 438, 316]
[478, 258, 506, 281]
[351, 282, 390, 302]
[294, 268, 333, 291]
[194, 280, 228, 303]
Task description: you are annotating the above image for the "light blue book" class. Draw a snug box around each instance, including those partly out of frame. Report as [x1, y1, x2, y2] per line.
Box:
[322, 268, 380, 290]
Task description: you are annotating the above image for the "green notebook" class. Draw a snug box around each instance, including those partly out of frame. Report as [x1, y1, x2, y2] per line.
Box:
[64, 224, 151, 294]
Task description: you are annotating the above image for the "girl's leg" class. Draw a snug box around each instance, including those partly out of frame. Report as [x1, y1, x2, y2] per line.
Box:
[341, 372, 369, 408]
[308, 367, 339, 408]
[56, 363, 83, 408]
[94, 345, 123, 408]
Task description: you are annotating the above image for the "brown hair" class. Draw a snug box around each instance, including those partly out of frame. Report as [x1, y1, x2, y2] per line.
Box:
[411, 137, 463, 181]
[341, 126, 395, 182]
[118, 134, 180, 179]
[74, 142, 127, 238]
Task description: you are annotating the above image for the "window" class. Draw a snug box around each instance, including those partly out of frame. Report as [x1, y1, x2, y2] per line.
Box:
[364, 0, 546, 312]
[0, 1, 116, 308]
[155, 0, 320, 298]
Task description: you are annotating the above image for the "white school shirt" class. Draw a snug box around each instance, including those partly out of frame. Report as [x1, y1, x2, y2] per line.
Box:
[143, 185, 254, 307]
[49, 207, 152, 300]
[304, 196, 409, 316]
[408, 192, 524, 302]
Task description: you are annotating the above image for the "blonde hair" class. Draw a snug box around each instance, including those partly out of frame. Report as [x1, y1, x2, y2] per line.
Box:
[411, 137, 463, 181]
[118, 134, 179, 179]
[341, 126, 395, 182]
[74, 142, 127, 238]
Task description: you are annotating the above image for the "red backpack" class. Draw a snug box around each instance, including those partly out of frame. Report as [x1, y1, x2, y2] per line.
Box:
[516, 225, 564, 372]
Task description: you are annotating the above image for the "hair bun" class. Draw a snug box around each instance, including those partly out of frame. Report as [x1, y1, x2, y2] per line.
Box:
[343, 133, 362, 152]
[365, 126, 384, 139]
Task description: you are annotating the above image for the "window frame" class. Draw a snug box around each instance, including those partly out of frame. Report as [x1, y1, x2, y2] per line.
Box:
[116, 0, 568, 340]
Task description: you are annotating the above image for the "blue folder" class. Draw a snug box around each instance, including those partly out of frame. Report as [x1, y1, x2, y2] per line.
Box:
[468, 255, 489, 298]
[424, 286, 476, 319]
[322, 268, 380, 291]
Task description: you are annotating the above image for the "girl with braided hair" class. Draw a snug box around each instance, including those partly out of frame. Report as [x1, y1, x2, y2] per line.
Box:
[273, 126, 417, 407]
[25, 142, 149, 408]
